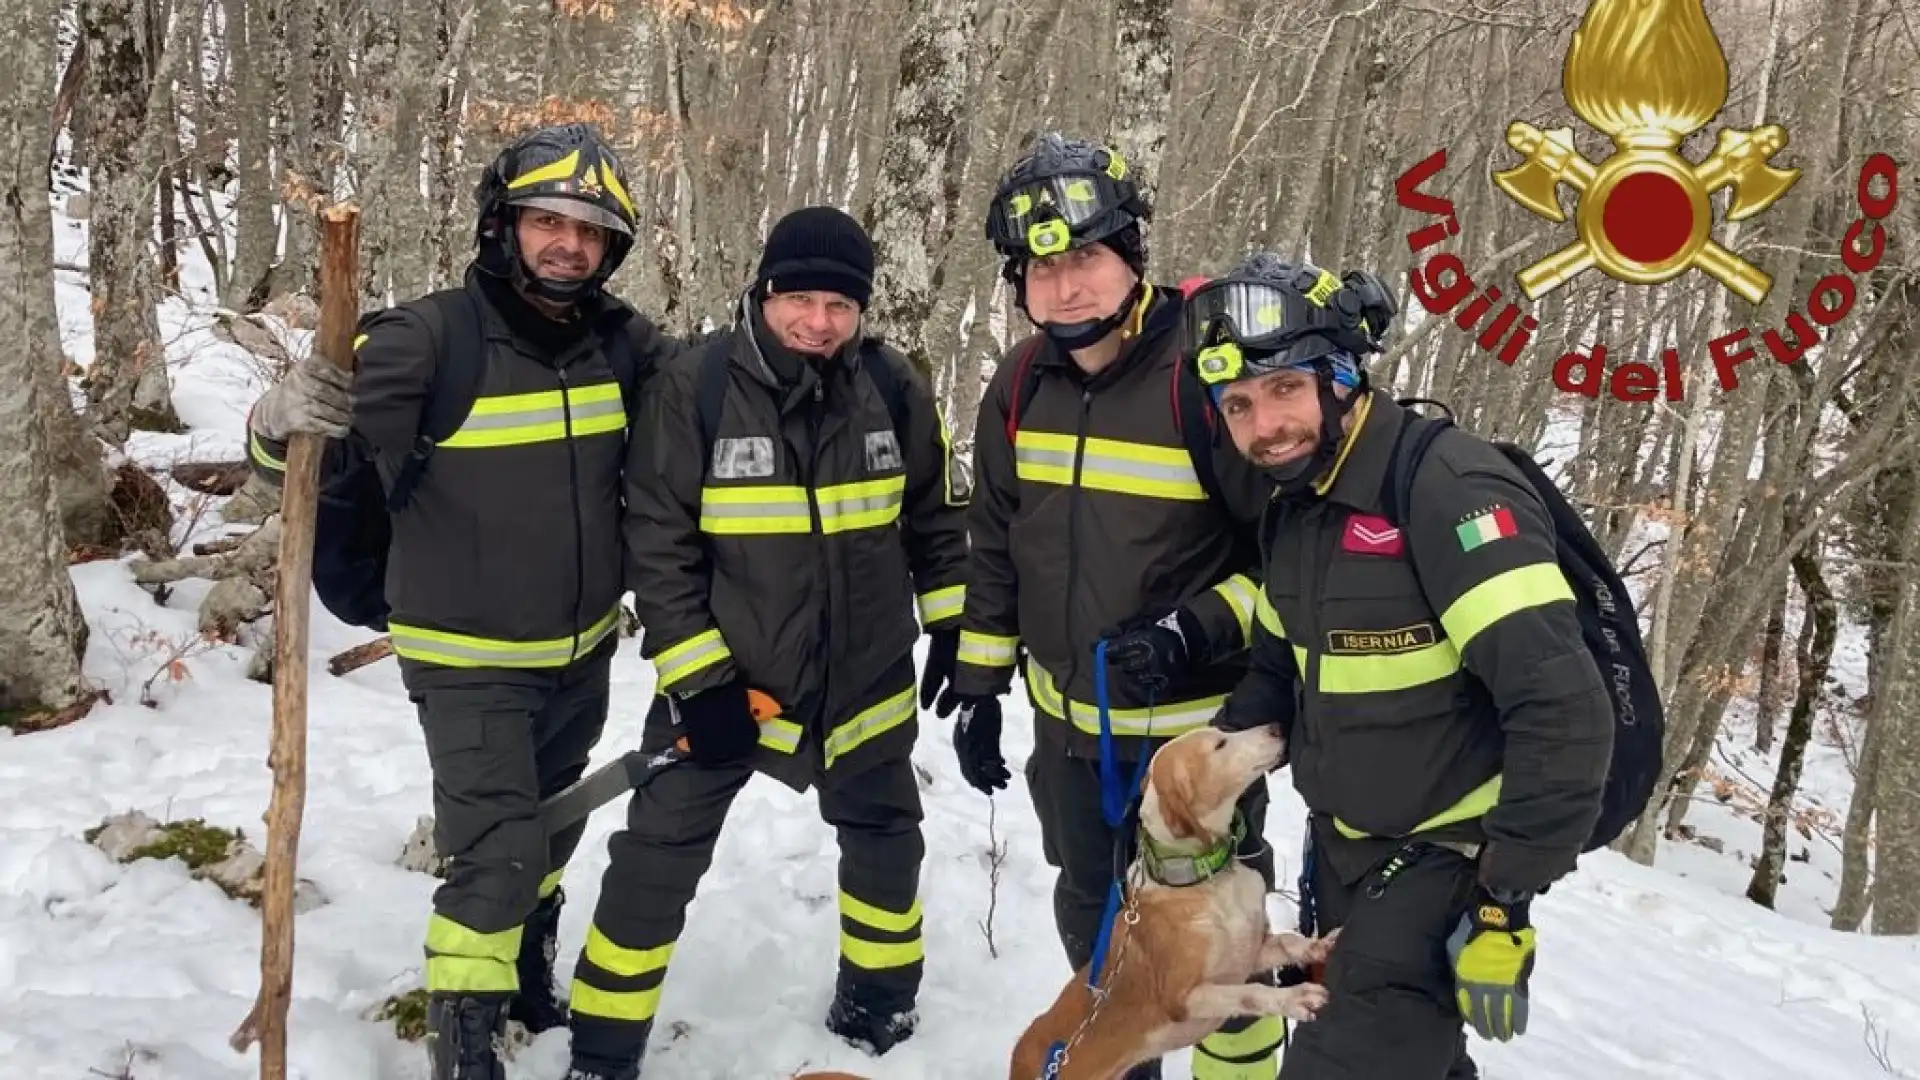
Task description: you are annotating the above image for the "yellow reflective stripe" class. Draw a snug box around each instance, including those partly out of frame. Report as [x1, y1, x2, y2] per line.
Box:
[1441, 563, 1577, 652]
[424, 913, 520, 994]
[653, 628, 731, 690]
[958, 630, 1018, 668]
[507, 148, 581, 189]
[1255, 590, 1286, 640]
[758, 717, 803, 753]
[1211, 574, 1259, 646]
[569, 981, 663, 1021]
[1014, 430, 1208, 501]
[583, 924, 673, 978]
[538, 869, 564, 899]
[390, 604, 622, 669]
[598, 160, 635, 219]
[248, 430, 285, 473]
[1026, 658, 1222, 738]
[840, 890, 922, 934]
[840, 932, 923, 970]
[698, 484, 812, 535]
[353, 332, 369, 351]
[438, 382, 626, 449]
[817, 475, 905, 534]
[824, 685, 915, 768]
[1317, 640, 1462, 694]
[917, 585, 966, 625]
[1196, 1014, 1285, 1069]
[1335, 773, 1503, 840]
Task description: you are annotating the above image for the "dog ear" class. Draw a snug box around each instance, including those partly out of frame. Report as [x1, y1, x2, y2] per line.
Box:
[1157, 758, 1207, 841]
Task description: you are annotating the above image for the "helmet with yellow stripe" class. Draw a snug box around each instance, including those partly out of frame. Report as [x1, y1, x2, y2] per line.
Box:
[474, 123, 638, 303]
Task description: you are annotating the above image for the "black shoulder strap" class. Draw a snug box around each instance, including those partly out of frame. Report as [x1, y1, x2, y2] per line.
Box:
[858, 339, 911, 440]
[694, 337, 734, 469]
[1380, 399, 1456, 530]
[1006, 336, 1046, 442]
[383, 288, 487, 512]
[1172, 361, 1226, 508]
[603, 321, 639, 412]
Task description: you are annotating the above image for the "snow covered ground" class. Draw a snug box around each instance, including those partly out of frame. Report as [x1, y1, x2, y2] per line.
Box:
[3, 200, 1917, 1079]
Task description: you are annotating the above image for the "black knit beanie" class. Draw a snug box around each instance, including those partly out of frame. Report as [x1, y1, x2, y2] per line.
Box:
[754, 206, 875, 309]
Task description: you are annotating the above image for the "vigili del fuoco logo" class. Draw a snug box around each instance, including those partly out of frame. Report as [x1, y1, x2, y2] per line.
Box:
[1393, 0, 1900, 403]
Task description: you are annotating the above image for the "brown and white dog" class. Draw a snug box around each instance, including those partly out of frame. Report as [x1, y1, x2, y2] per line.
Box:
[796, 724, 1336, 1080]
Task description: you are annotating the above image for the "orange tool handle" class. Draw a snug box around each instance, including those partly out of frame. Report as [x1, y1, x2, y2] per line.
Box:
[674, 688, 782, 751]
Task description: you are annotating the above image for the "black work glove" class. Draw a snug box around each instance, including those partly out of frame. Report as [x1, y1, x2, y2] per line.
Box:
[951, 694, 1009, 794]
[673, 679, 760, 764]
[1101, 605, 1207, 699]
[919, 627, 961, 716]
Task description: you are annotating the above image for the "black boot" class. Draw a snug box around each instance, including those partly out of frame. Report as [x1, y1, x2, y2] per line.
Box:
[825, 980, 917, 1056]
[426, 992, 509, 1080]
[561, 1065, 638, 1080]
[508, 887, 567, 1033]
[1120, 1060, 1162, 1079]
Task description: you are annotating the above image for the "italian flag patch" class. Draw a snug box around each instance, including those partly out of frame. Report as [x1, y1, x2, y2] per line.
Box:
[1456, 506, 1518, 551]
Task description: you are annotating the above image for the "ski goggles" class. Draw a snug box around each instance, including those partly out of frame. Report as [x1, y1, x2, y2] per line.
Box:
[985, 172, 1135, 257]
[1183, 275, 1360, 387]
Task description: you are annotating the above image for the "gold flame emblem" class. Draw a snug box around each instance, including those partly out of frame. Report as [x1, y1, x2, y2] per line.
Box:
[1493, 0, 1800, 304]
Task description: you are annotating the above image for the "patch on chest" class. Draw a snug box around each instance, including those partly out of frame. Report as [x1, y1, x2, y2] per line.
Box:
[1326, 623, 1437, 655]
[864, 428, 903, 472]
[1342, 513, 1404, 556]
[711, 436, 775, 479]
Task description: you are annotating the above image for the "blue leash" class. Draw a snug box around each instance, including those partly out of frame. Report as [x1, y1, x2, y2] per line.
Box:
[1085, 639, 1152, 989]
[1044, 641, 1154, 1076]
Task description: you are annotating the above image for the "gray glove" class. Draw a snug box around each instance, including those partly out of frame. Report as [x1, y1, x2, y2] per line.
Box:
[250, 351, 354, 441]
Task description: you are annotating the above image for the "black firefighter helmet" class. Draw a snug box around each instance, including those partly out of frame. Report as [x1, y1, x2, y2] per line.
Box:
[473, 123, 638, 304]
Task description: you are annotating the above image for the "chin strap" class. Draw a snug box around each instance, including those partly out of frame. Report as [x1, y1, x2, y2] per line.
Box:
[1029, 279, 1147, 352]
[1270, 370, 1368, 496]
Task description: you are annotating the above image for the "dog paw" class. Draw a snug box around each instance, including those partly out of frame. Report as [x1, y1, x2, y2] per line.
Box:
[1281, 983, 1329, 1022]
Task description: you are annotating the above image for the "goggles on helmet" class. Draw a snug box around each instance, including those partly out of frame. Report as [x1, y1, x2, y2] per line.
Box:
[985, 171, 1136, 257]
[1182, 270, 1365, 386]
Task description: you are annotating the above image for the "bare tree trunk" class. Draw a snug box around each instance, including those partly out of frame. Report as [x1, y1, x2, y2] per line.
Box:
[0, 0, 90, 712]
[226, 0, 276, 309]
[1107, 0, 1171, 195]
[80, 0, 181, 439]
[17, 0, 113, 545]
[1755, 578, 1789, 753]
[1832, 716, 1881, 931]
[1746, 543, 1835, 909]
[1871, 477, 1920, 935]
[863, 0, 979, 379]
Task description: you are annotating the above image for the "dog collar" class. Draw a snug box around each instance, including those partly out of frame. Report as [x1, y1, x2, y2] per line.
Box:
[1138, 810, 1247, 888]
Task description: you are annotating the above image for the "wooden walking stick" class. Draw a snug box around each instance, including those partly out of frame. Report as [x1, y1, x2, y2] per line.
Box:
[229, 203, 361, 1078]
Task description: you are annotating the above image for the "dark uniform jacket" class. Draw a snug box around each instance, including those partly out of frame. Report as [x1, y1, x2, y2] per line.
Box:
[625, 297, 971, 791]
[249, 266, 681, 690]
[1219, 389, 1613, 896]
[952, 284, 1272, 762]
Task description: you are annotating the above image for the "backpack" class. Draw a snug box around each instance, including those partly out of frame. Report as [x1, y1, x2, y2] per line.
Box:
[1378, 399, 1665, 853]
[692, 334, 911, 470]
[1001, 334, 1228, 508]
[310, 288, 642, 631]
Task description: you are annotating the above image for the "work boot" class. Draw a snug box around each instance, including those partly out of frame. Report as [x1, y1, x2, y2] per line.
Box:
[825, 981, 918, 1056]
[1121, 1060, 1163, 1079]
[426, 992, 509, 1080]
[509, 887, 567, 1033]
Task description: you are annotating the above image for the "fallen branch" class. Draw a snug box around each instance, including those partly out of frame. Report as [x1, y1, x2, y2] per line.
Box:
[172, 459, 252, 496]
[131, 518, 280, 585]
[328, 636, 393, 677]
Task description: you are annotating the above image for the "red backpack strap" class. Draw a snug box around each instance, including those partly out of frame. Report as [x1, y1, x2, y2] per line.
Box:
[1003, 335, 1044, 446]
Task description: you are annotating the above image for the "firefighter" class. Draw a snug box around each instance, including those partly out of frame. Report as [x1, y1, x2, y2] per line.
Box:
[245, 124, 681, 1080]
[942, 132, 1285, 1080]
[564, 206, 971, 1079]
[1193, 252, 1615, 1079]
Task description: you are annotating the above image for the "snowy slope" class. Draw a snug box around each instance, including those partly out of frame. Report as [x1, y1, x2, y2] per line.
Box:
[4, 201, 1917, 1080]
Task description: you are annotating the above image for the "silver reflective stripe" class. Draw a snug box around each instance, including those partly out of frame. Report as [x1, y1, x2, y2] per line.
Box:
[1015, 445, 1076, 471]
[819, 490, 902, 518]
[825, 689, 915, 766]
[1078, 450, 1199, 486]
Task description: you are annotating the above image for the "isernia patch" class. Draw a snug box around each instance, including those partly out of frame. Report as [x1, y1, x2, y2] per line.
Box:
[711, 436, 775, 479]
[865, 429, 903, 472]
[1326, 623, 1438, 655]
